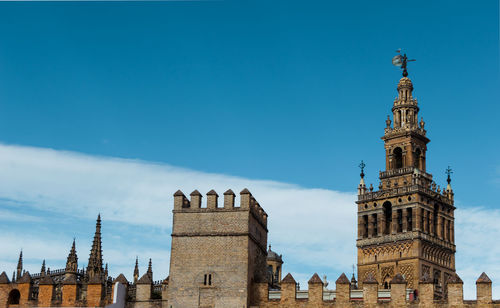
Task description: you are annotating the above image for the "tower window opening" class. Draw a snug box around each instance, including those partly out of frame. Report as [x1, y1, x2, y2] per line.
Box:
[433, 204, 439, 236]
[414, 148, 421, 169]
[407, 208, 413, 231]
[372, 214, 378, 236]
[397, 209, 403, 232]
[383, 202, 392, 234]
[394, 147, 403, 169]
[441, 218, 445, 239]
[203, 274, 212, 286]
[363, 215, 369, 238]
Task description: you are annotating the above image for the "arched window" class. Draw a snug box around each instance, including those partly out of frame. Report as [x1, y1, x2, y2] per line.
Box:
[267, 265, 273, 282]
[383, 276, 391, 289]
[407, 208, 413, 231]
[383, 201, 392, 234]
[397, 209, 403, 233]
[414, 148, 421, 169]
[394, 147, 403, 169]
[363, 215, 369, 238]
[8, 289, 20, 306]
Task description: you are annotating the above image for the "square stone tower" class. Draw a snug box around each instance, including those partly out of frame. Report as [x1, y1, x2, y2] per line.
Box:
[356, 75, 456, 299]
[167, 188, 268, 308]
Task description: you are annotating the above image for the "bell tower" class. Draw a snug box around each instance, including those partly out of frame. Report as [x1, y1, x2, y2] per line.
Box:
[356, 71, 456, 299]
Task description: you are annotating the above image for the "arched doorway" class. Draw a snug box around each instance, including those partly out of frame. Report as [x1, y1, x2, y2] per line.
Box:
[8, 289, 20, 306]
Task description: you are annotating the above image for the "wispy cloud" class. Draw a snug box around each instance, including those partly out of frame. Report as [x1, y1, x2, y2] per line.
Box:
[0, 143, 497, 298]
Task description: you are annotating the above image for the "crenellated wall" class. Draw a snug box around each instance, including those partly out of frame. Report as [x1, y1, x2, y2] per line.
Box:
[250, 272, 500, 308]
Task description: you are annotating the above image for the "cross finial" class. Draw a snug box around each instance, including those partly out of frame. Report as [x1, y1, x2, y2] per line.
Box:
[445, 166, 453, 184]
[358, 160, 366, 178]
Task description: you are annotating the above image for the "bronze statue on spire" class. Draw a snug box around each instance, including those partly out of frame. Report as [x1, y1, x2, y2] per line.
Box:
[392, 49, 416, 77]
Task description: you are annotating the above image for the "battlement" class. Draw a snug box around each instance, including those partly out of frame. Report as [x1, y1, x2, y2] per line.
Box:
[252, 272, 500, 308]
[173, 188, 268, 227]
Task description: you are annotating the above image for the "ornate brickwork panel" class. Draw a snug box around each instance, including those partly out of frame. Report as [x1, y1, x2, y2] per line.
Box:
[362, 241, 412, 257]
[381, 266, 394, 282]
[400, 264, 415, 288]
[361, 268, 377, 283]
[422, 264, 430, 278]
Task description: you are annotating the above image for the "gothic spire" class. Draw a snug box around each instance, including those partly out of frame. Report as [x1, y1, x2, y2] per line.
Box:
[41, 260, 46, 275]
[87, 214, 103, 282]
[133, 257, 139, 283]
[16, 250, 23, 281]
[65, 239, 78, 274]
[147, 258, 153, 280]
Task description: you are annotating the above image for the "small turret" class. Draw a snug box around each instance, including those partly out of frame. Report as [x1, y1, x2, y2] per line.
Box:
[350, 273, 357, 290]
[357, 161, 367, 195]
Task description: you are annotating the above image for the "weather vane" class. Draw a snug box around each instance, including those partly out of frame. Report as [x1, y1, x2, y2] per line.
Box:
[392, 49, 415, 77]
[445, 166, 453, 184]
[359, 160, 366, 178]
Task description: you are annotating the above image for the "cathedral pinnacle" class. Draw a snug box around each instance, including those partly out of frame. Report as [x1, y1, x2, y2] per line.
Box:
[87, 214, 104, 282]
[16, 250, 23, 282]
[134, 257, 139, 283]
[147, 258, 153, 279]
[41, 260, 46, 275]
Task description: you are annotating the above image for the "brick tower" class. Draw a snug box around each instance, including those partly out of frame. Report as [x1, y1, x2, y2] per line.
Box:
[167, 188, 268, 308]
[356, 74, 456, 299]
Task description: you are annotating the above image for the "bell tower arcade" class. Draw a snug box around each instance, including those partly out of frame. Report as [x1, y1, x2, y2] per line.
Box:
[356, 74, 456, 299]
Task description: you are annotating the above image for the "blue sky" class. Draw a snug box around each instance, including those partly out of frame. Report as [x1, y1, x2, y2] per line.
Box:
[0, 0, 498, 299]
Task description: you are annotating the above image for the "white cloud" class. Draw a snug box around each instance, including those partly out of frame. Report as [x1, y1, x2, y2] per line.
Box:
[0, 143, 498, 299]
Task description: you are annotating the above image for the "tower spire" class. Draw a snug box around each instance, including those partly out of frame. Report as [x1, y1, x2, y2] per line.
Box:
[16, 250, 23, 282]
[147, 258, 153, 280]
[133, 257, 139, 283]
[87, 214, 103, 282]
[41, 260, 46, 275]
